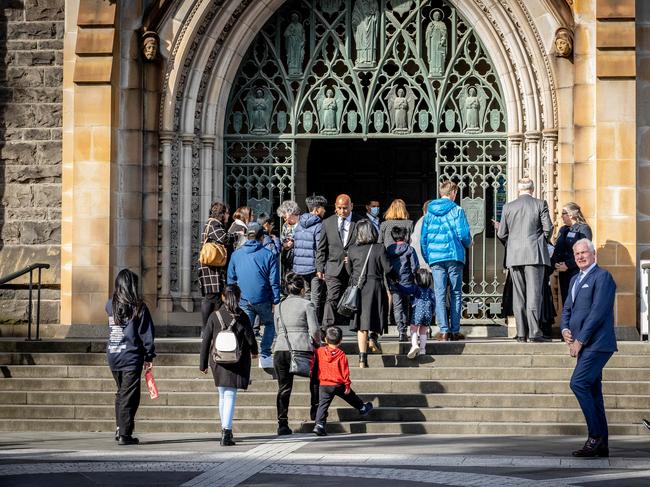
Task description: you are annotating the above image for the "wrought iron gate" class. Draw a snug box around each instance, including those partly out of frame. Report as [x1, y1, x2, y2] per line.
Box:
[223, 0, 508, 321]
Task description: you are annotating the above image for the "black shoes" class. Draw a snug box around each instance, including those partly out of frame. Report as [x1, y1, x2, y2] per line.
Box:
[117, 435, 139, 445]
[531, 336, 551, 343]
[220, 428, 235, 446]
[277, 423, 293, 436]
[359, 352, 368, 368]
[398, 333, 409, 342]
[643, 418, 650, 430]
[359, 402, 374, 417]
[572, 437, 609, 458]
[516, 337, 527, 343]
[313, 423, 327, 436]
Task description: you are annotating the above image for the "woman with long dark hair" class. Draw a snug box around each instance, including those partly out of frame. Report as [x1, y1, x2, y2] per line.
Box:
[200, 284, 258, 446]
[106, 269, 156, 445]
[199, 201, 236, 329]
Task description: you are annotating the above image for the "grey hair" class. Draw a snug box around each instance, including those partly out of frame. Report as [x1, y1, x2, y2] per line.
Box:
[356, 220, 378, 245]
[517, 177, 534, 193]
[573, 238, 595, 253]
[276, 200, 301, 218]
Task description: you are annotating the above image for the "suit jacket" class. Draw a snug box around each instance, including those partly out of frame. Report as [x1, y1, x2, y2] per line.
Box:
[316, 213, 362, 276]
[497, 194, 552, 267]
[560, 265, 618, 353]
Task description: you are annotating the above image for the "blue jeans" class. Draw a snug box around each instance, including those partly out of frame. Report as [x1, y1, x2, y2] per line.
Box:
[218, 386, 237, 430]
[431, 261, 463, 334]
[241, 301, 275, 357]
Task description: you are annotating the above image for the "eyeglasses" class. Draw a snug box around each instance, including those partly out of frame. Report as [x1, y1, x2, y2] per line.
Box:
[561, 211, 568, 215]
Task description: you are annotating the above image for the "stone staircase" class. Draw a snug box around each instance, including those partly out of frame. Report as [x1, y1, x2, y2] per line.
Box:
[0, 339, 649, 435]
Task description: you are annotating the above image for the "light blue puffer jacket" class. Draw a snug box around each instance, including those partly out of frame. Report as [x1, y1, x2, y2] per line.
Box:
[421, 198, 472, 265]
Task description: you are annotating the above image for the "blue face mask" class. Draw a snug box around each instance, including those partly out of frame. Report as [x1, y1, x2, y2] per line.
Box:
[370, 207, 380, 217]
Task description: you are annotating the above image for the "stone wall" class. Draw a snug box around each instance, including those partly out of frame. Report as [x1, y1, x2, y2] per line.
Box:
[0, 0, 64, 327]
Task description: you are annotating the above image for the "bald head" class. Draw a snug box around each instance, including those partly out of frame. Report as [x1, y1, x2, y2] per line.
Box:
[335, 194, 353, 218]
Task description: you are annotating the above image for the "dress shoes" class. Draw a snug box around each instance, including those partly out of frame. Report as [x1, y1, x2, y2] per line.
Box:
[572, 437, 609, 458]
[313, 423, 327, 436]
[531, 336, 551, 343]
[117, 435, 139, 446]
[452, 332, 465, 341]
[516, 337, 527, 343]
[277, 424, 293, 436]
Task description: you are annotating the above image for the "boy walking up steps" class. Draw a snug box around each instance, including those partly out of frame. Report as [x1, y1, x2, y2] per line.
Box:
[313, 327, 374, 436]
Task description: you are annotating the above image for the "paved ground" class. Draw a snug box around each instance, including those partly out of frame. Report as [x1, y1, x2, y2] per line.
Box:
[1, 432, 650, 486]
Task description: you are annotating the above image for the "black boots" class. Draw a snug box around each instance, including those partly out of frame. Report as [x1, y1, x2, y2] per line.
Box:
[359, 352, 368, 368]
[220, 428, 235, 446]
[572, 437, 608, 457]
[117, 435, 139, 445]
[277, 421, 293, 436]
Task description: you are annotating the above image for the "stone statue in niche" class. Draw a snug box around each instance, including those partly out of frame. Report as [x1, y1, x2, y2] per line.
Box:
[426, 10, 447, 77]
[459, 85, 487, 133]
[142, 31, 159, 61]
[316, 86, 345, 134]
[387, 86, 416, 133]
[554, 27, 573, 59]
[284, 12, 305, 77]
[320, 0, 341, 15]
[245, 87, 274, 134]
[352, 0, 378, 68]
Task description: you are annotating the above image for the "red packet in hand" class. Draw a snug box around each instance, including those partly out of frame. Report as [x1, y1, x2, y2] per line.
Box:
[145, 370, 159, 400]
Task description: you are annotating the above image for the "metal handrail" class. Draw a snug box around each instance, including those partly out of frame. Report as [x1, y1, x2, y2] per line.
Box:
[0, 263, 50, 341]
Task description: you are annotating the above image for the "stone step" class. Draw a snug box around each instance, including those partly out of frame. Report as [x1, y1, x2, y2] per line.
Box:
[0, 418, 644, 436]
[2, 377, 649, 394]
[0, 339, 648, 355]
[3, 364, 650, 382]
[1, 404, 647, 424]
[3, 352, 650, 369]
[4, 391, 650, 409]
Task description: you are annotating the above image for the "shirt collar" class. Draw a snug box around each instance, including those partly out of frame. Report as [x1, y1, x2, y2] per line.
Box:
[580, 262, 597, 278]
[339, 214, 352, 223]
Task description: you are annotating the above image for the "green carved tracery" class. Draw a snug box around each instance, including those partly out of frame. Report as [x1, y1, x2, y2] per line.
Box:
[224, 0, 508, 323]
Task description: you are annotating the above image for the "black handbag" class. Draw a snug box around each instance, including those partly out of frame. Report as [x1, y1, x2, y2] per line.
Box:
[277, 302, 314, 378]
[337, 246, 373, 318]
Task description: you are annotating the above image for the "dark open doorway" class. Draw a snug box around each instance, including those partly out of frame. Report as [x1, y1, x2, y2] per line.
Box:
[306, 139, 438, 218]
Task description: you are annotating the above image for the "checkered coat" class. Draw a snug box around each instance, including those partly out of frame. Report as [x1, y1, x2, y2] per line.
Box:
[198, 219, 236, 295]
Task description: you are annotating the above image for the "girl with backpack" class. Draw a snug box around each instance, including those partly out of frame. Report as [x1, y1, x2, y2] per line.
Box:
[200, 284, 258, 446]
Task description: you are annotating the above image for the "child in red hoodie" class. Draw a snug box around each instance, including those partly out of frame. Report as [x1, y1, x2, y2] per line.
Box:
[313, 326, 373, 436]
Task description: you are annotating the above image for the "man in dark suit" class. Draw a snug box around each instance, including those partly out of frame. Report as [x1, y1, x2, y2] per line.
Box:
[496, 178, 552, 342]
[561, 238, 617, 458]
[316, 194, 361, 328]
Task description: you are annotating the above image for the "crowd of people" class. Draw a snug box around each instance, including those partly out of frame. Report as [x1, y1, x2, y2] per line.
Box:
[105, 177, 622, 458]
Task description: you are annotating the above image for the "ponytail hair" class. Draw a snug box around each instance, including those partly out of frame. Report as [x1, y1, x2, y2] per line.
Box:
[222, 284, 242, 316]
[112, 269, 144, 327]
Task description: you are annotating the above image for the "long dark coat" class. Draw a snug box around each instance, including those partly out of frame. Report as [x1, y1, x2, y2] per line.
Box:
[198, 219, 236, 296]
[199, 307, 258, 389]
[348, 243, 391, 333]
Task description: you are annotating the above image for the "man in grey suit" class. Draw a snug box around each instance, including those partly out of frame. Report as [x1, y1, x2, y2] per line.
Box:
[496, 178, 552, 342]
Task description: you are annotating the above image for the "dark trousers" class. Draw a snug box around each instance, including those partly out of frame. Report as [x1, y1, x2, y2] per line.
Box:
[558, 268, 579, 306]
[391, 292, 410, 333]
[570, 350, 613, 439]
[302, 272, 326, 325]
[323, 270, 349, 328]
[510, 265, 545, 339]
[315, 384, 364, 425]
[274, 350, 319, 424]
[201, 293, 222, 326]
[112, 369, 142, 437]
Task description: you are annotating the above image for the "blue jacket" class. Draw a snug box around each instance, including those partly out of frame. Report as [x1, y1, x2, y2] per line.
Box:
[560, 265, 618, 353]
[227, 240, 281, 305]
[386, 242, 419, 287]
[262, 233, 281, 257]
[421, 198, 471, 265]
[105, 300, 156, 372]
[292, 213, 323, 275]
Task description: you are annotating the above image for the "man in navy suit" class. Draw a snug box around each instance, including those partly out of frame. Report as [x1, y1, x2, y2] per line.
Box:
[561, 238, 617, 458]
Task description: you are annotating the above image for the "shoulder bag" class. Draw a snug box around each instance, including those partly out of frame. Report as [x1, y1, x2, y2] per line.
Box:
[277, 301, 314, 378]
[199, 218, 228, 267]
[337, 245, 373, 318]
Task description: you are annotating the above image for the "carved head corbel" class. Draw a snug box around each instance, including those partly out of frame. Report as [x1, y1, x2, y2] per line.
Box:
[553, 27, 573, 59]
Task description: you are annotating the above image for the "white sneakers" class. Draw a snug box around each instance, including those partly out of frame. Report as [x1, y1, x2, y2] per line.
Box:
[407, 345, 420, 359]
[259, 355, 274, 369]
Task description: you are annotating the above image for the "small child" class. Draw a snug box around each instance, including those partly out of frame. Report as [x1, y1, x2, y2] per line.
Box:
[386, 226, 419, 342]
[313, 327, 374, 436]
[258, 213, 281, 257]
[404, 268, 435, 359]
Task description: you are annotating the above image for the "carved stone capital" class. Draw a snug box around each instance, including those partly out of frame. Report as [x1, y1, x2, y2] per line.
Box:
[200, 135, 217, 147]
[181, 133, 194, 145]
[159, 131, 175, 144]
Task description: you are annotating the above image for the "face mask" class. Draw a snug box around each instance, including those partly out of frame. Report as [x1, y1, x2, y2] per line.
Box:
[370, 207, 380, 217]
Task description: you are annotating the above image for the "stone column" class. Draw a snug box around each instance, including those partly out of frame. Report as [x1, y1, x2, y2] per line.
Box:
[200, 135, 216, 224]
[542, 129, 558, 217]
[525, 131, 542, 198]
[507, 134, 524, 202]
[179, 134, 194, 312]
[213, 136, 224, 202]
[158, 132, 174, 312]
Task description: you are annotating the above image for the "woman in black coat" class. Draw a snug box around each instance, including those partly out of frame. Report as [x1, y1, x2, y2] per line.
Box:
[348, 220, 392, 368]
[198, 201, 236, 329]
[200, 284, 258, 446]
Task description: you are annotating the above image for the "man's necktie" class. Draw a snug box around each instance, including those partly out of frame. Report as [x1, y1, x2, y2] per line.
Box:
[338, 217, 345, 243]
[572, 272, 584, 301]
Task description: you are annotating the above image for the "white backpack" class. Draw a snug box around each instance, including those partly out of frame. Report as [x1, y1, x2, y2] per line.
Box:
[212, 311, 241, 364]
